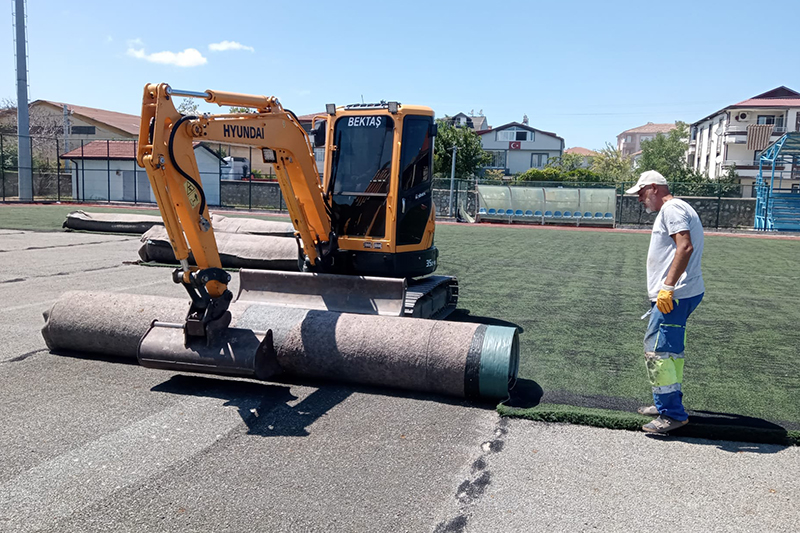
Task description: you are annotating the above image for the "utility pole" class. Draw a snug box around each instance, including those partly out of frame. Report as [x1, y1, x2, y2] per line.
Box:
[14, 0, 32, 201]
[448, 146, 458, 217]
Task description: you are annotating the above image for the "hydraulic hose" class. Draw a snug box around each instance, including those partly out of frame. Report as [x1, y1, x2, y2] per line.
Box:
[168, 114, 207, 219]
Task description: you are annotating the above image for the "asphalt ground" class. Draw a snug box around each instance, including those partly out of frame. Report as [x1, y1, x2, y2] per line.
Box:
[1, 229, 799, 532]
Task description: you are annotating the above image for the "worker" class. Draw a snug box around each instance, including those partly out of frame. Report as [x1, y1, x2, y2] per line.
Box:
[627, 170, 705, 434]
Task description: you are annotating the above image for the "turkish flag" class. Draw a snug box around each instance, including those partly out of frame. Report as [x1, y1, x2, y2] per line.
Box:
[509, 141, 521, 150]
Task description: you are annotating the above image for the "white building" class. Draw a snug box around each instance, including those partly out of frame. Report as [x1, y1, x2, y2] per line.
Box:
[617, 123, 676, 157]
[61, 140, 225, 205]
[476, 122, 564, 176]
[689, 86, 800, 197]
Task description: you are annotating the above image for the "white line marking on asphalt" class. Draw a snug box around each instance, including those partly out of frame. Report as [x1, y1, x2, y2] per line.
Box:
[0, 280, 168, 313]
[0, 393, 258, 531]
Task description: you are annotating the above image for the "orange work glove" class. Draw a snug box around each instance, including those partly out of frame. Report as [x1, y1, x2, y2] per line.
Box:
[656, 284, 675, 314]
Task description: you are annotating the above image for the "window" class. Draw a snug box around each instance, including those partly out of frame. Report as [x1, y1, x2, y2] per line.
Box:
[639, 135, 654, 143]
[531, 153, 549, 169]
[496, 127, 532, 142]
[71, 125, 96, 135]
[625, 135, 632, 143]
[328, 115, 395, 238]
[399, 116, 432, 191]
[757, 115, 784, 128]
[486, 150, 506, 168]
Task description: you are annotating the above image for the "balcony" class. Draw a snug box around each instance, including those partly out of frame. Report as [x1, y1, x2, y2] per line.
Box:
[725, 125, 788, 134]
[723, 160, 786, 170]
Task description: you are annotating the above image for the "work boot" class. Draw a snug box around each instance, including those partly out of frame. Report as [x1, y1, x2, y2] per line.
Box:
[637, 405, 659, 416]
[642, 416, 688, 434]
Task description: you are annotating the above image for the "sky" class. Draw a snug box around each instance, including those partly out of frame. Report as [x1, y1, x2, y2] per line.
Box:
[3, 0, 800, 150]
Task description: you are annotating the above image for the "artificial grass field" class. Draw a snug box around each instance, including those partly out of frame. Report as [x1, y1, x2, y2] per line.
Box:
[3, 204, 799, 443]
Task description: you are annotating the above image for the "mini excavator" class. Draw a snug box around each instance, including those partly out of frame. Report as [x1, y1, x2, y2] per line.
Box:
[136, 83, 457, 351]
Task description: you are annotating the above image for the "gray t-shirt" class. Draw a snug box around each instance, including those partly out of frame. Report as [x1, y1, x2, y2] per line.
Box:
[646, 198, 705, 300]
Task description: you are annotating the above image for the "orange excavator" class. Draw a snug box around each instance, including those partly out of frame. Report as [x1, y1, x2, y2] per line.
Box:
[136, 83, 457, 350]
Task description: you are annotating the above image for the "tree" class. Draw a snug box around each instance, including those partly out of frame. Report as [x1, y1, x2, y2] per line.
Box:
[590, 143, 636, 182]
[433, 120, 491, 178]
[177, 98, 200, 116]
[637, 121, 692, 180]
[546, 152, 585, 173]
[228, 106, 254, 114]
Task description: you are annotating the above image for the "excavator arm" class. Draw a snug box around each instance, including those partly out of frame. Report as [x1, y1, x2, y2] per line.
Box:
[136, 83, 336, 338]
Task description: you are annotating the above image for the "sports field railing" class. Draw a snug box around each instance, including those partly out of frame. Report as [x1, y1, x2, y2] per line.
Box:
[476, 184, 616, 226]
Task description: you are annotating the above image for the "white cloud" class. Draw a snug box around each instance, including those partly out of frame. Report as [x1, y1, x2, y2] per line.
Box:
[126, 45, 207, 67]
[208, 40, 255, 52]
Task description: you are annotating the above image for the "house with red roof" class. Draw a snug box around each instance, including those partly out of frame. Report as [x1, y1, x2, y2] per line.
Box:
[616, 122, 676, 157]
[689, 86, 800, 196]
[564, 147, 598, 168]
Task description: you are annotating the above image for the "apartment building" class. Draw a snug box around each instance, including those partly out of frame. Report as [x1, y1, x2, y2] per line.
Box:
[689, 86, 800, 196]
[617, 122, 676, 157]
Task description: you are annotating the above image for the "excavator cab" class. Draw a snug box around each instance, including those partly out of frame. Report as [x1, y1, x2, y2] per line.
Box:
[313, 103, 439, 278]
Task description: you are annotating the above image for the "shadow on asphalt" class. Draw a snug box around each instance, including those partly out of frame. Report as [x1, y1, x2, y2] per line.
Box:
[151, 373, 489, 438]
[446, 309, 524, 334]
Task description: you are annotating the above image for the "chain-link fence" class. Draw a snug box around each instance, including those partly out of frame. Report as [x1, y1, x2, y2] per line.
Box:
[0, 133, 756, 228]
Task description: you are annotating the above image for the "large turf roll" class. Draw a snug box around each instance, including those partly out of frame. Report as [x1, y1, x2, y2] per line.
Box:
[42, 291, 519, 399]
[138, 226, 300, 270]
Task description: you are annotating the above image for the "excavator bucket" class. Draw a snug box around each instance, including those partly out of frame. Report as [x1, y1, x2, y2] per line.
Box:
[235, 269, 407, 316]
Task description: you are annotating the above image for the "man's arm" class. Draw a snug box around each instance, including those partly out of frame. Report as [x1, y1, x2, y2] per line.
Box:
[664, 230, 693, 286]
[655, 230, 693, 314]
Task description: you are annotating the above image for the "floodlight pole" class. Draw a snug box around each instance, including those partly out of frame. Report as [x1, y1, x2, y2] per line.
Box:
[448, 145, 458, 217]
[14, 0, 32, 201]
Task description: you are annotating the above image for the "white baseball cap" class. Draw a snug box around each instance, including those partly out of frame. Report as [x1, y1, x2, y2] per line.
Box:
[625, 170, 668, 194]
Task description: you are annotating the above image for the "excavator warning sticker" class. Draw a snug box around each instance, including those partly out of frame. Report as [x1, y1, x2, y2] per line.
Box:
[184, 182, 201, 209]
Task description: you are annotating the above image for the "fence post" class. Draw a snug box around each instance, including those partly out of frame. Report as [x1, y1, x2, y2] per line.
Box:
[248, 146, 253, 210]
[715, 180, 722, 229]
[133, 140, 138, 204]
[80, 140, 85, 202]
[56, 138, 61, 202]
[107, 139, 111, 203]
[1, 134, 4, 201]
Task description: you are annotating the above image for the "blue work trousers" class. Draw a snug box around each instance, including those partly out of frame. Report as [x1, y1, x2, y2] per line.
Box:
[643, 293, 704, 421]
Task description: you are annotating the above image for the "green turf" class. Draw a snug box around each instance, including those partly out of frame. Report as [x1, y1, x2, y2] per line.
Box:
[3, 205, 799, 443]
[433, 223, 800, 441]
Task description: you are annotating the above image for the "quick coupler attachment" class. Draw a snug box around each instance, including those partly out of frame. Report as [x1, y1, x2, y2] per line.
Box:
[137, 321, 280, 381]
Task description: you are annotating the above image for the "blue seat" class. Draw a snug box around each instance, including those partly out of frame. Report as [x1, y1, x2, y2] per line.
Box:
[553, 211, 562, 218]
[488, 208, 497, 215]
[524, 210, 534, 217]
[594, 212, 603, 218]
[544, 210, 553, 218]
[572, 212, 581, 219]
[563, 211, 572, 217]
[479, 207, 487, 215]
[534, 210, 543, 217]
[604, 213, 613, 219]
[584, 212, 592, 218]
[515, 209, 524, 217]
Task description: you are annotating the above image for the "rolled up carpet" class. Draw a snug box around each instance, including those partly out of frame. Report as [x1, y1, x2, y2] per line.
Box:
[41, 290, 519, 399]
[138, 226, 300, 271]
[63, 210, 295, 237]
[63, 210, 164, 234]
